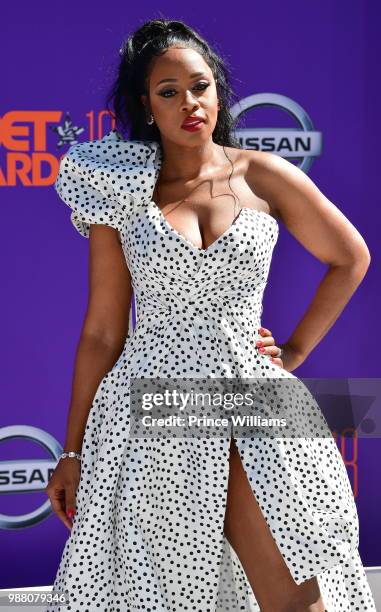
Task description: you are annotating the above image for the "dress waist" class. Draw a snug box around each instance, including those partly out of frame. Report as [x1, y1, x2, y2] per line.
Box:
[134, 292, 264, 329]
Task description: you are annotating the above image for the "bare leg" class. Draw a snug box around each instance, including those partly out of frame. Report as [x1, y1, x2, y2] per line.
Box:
[223, 437, 325, 612]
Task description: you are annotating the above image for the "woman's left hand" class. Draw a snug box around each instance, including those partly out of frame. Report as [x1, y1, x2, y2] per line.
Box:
[255, 327, 304, 372]
[256, 327, 285, 367]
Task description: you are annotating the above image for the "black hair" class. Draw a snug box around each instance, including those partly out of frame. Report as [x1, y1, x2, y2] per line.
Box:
[105, 18, 242, 148]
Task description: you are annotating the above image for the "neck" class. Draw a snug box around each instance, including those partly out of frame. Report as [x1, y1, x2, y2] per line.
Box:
[159, 138, 224, 182]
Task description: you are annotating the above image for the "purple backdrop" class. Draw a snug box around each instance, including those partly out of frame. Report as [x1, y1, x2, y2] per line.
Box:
[1, 0, 380, 589]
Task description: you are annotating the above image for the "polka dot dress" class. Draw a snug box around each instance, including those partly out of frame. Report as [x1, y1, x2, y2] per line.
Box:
[46, 129, 376, 611]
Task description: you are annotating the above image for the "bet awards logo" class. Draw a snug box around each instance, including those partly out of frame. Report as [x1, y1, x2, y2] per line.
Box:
[230, 93, 322, 173]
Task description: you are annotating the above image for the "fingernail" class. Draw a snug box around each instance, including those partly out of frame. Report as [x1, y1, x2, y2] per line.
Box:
[256, 341, 264, 347]
[258, 327, 264, 333]
[66, 509, 76, 519]
[259, 347, 266, 353]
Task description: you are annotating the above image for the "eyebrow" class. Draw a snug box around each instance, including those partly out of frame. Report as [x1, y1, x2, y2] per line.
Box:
[155, 72, 207, 86]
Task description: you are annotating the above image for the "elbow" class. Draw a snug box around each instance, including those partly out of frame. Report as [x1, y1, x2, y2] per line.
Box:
[355, 246, 371, 275]
[330, 246, 371, 280]
[343, 247, 371, 280]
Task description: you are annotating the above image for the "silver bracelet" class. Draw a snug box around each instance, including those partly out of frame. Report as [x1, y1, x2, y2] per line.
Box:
[58, 451, 82, 461]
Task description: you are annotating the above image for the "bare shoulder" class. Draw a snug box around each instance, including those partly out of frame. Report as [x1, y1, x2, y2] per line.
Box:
[222, 146, 279, 218]
[240, 148, 331, 223]
[240, 149, 303, 202]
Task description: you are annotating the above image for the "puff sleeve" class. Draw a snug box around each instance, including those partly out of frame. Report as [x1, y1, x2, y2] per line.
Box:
[54, 132, 162, 239]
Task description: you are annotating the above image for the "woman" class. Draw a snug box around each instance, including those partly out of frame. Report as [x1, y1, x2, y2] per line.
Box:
[45, 18, 376, 612]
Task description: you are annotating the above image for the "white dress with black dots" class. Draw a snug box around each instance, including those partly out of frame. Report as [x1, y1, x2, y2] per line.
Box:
[46, 129, 376, 612]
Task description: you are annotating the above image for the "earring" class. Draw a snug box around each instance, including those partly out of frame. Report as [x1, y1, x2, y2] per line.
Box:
[147, 114, 154, 125]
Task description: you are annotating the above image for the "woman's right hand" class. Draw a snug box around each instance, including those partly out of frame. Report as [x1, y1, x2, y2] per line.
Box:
[45, 458, 81, 530]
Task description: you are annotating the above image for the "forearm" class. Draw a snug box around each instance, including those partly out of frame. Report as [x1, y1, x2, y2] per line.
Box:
[63, 334, 124, 452]
[285, 259, 370, 361]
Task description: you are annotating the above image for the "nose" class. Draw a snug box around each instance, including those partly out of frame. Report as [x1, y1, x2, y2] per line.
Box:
[181, 89, 201, 112]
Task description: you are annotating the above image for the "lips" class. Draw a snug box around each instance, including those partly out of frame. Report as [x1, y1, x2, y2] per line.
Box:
[181, 116, 205, 127]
